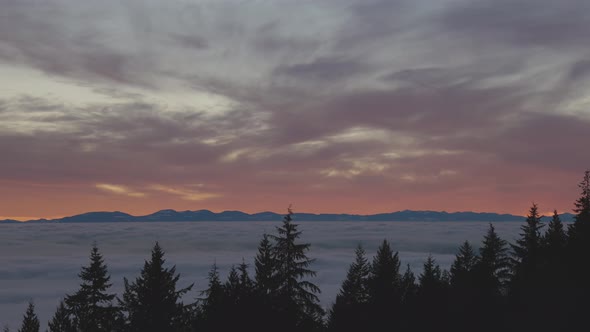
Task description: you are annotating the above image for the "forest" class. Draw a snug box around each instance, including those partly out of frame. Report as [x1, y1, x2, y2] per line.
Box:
[5, 170, 590, 332]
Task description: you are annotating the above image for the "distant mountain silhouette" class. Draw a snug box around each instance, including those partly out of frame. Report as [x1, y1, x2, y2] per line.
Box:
[0, 209, 576, 223]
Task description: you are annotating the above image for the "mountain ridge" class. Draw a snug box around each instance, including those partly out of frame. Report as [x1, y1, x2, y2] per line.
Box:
[0, 209, 576, 223]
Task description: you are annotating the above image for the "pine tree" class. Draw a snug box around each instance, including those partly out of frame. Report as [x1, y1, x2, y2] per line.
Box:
[416, 256, 449, 331]
[450, 241, 478, 288]
[544, 210, 567, 252]
[18, 301, 39, 332]
[449, 242, 479, 332]
[566, 170, 590, 330]
[475, 224, 510, 294]
[47, 301, 74, 332]
[511, 203, 544, 282]
[573, 170, 590, 225]
[269, 207, 324, 331]
[473, 224, 510, 331]
[254, 234, 276, 296]
[366, 239, 402, 330]
[120, 242, 193, 332]
[65, 245, 118, 332]
[400, 264, 417, 304]
[196, 263, 226, 332]
[328, 245, 370, 332]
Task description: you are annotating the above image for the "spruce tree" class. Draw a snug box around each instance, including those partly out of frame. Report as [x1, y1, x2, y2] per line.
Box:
[400, 264, 417, 304]
[544, 210, 567, 253]
[450, 241, 478, 288]
[254, 234, 276, 296]
[18, 301, 39, 332]
[511, 203, 544, 282]
[473, 224, 510, 331]
[566, 170, 590, 330]
[475, 224, 510, 294]
[269, 208, 323, 331]
[328, 245, 370, 332]
[65, 245, 118, 332]
[416, 256, 450, 331]
[196, 263, 225, 332]
[47, 301, 74, 332]
[120, 242, 193, 332]
[366, 239, 402, 331]
[449, 242, 479, 332]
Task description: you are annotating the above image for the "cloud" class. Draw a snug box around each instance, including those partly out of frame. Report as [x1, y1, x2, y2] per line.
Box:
[0, 0, 589, 217]
[95, 184, 146, 198]
[150, 185, 221, 201]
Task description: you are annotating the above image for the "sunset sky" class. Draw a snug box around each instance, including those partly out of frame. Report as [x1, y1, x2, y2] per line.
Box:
[1, 0, 589, 220]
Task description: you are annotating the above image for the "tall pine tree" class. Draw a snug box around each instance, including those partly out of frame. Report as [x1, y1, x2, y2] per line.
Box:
[119, 242, 193, 332]
[511, 203, 544, 284]
[473, 224, 510, 331]
[47, 301, 74, 332]
[17, 301, 39, 332]
[269, 207, 323, 331]
[328, 245, 370, 332]
[449, 241, 479, 332]
[366, 239, 402, 331]
[544, 210, 567, 252]
[416, 256, 449, 331]
[65, 245, 118, 332]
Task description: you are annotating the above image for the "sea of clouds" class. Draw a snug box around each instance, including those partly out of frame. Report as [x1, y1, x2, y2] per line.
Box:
[0, 221, 524, 329]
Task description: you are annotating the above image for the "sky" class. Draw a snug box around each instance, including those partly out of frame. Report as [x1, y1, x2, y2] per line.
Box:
[1, 0, 589, 220]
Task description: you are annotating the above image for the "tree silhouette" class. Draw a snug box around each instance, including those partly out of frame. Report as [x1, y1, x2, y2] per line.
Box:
[17, 301, 39, 332]
[366, 239, 402, 331]
[47, 301, 74, 332]
[254, 234, 276, 297]
[449, 241, 479, 331]
[544, 210, 567, 252]
[65, 245, 118, 332]
[511, 203, 544, 282]
[566, 170, 590, 330]
[119, 242, 193, 332]
[473, 224, 510, 331]
[328, 245, 370, 332]
[416, 255, 449, 331]
[195, 263, 226, 331]
[269, 208, 324, 331]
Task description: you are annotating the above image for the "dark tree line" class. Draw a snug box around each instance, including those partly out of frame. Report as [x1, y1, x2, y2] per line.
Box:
[5, 170, 590, 332]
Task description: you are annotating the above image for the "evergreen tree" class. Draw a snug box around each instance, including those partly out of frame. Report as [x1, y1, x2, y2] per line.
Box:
[416, 256, 449, 331]
[47, 301, 74, 332]
[366, 239, 402, 331]
[473, 224, 510, 331]
[196, 263, 225, 331]
[328, 245, 370, 332]
[120, 242, 193, 332]
[3, 326, 9, 332]
[450, 241, 478, 288]
[65, 245, 118, 332]
[18, 301, 39, 332]
[269, 208, 323, 331]
[511, 203, 544, 282]
[544, 210, 567, 253]
[449, 242, 479, 332]
[254, 234, 276, 296]
[400, 264, 417, 304]
[566, 170, 590, 330]
[475, 224, 510, 294]
[573, 169, 590, 225]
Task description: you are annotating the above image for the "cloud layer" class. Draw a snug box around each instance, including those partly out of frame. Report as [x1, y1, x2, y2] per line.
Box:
[0, 221, 524, 329]
[1, 0, 589, 218]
